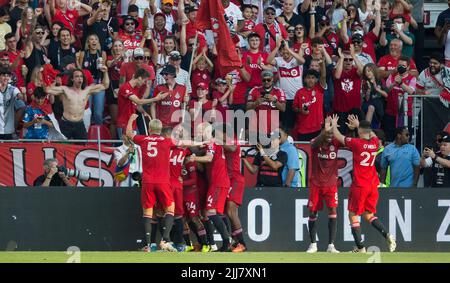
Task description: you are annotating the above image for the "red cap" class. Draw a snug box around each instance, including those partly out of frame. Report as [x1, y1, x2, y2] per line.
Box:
[197, 82, 209, 90]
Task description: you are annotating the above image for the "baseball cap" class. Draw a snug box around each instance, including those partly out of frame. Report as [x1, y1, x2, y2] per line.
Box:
[264, 6, 276, 14]
[351, 21, 364, 31]
[160, 64, 177, 76]
[162, 0, 174, 5]
[169, 50, 182, 60]
[261, 70, 274, 78]
[319, 15, 330, 25]
[154, 12, 165, 19]
[197, 82, 209, 90]
[121, 15, 139, 28]
[215, 78, 227, 85]
[60, 55, 76, 68]
[133, 48, 145, 58]
[440, 135, 450, 143]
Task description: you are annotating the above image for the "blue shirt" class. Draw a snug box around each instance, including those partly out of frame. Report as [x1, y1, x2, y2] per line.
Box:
[280, 141, 300, 188]
[22, 106, 50, 139]
[380, 143, 420, 187]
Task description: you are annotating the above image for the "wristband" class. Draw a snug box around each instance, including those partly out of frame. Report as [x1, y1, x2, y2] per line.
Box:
[46, 176, 52, 180]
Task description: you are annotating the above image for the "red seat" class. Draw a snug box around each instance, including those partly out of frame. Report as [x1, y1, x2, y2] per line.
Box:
[88, 125, 112, 146]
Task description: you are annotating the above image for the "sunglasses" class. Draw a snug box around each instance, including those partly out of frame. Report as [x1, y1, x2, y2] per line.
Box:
[188, 43, 195, 47]
[288, 29, 295, 33]
[161, 73, 170, 76]
[35, 31, 44, 35]
[125, 22, 135, 26]
[262, 78, 272, 82]
[344, 58, 354, 62]
[134, 56, 144, 60]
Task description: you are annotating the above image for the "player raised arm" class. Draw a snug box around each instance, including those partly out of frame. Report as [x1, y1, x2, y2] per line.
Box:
[257, 143, 284, 171]
[126, 114, 139, 140]
[331, 114, 346, 145]
[311, 117, 332, 148]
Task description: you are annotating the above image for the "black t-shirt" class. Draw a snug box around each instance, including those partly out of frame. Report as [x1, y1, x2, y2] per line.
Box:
[298, 6, 325, 35]
[431, 154, 450, 187]
[280, 12, 305, 28]
[49, 44, 78, 71]
[253, 150, 288, 187]
[436, 9, 450, 28]
[84, 20, 110, 50]
[33, 174, 67, 186]
[8, 6, 24, 34]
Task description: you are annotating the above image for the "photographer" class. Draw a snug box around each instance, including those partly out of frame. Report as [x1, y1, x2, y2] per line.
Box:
[33, 158, 74, 187]
[380, 16, 414, 58]
[241, 131, 287, 187]
[420, 135, 450, 187]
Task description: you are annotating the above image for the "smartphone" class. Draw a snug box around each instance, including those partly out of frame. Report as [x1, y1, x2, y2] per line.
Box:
[445, 18, 450, 25]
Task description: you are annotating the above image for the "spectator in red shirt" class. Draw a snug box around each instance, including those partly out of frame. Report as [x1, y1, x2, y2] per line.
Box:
[191, 51, 213, 98]
[116, 68, 167, 137]
[49, 0, 92, 35]
[106, 40, 125, 140]
[293, 63, 327, 141]
[241, 32, 271, 92]
[253, 6, 289, 53]
[3, 33, 25, 91]
[212, 78, 234, 121]
[189, 82, 215, 126]
[383, 56, 416, 142]
[333, 46, 364, 133]
[310, 15, 340, 58]
[378, 38, 418, 79]
[118, 15, 145, 52]
[150, 12, 172, 55]
[120, 48, 156, 95]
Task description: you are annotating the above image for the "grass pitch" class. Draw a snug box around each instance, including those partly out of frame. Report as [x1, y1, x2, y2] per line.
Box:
[0, 252, 449, 263]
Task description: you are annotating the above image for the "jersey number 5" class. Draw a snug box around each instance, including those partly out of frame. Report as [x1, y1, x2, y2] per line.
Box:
[360, 152, 377, 167]
[147, 142, 158, 157]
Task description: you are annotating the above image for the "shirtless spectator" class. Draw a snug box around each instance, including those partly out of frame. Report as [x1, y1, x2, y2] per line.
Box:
[44, 67, 110, 140]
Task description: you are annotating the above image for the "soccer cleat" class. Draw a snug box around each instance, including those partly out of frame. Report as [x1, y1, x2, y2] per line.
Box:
[175, 244, 187, 252]
[231, 243, 247, 253]
[185, 245, 195, 252]
[160, 240, 178, 252]
[150, 243, 157, 252]
[141, 245, 150, 252]
[306, 243, 318, 253]
[326, 244, 340, 253]
[209, 244, 218, 252]
[386, 233, 397, 252]
[350, 246, 367, 253]
[201, 245, 211, 252]
[218, 243, 232, 252]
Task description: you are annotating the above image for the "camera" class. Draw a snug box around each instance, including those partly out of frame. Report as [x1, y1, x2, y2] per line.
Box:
[303, 104, 309, 111]
[383, 20, 393, 33]
[131, 172, 142, 187]
[280, 40, 285, 49]
[58, 166, 90, 181]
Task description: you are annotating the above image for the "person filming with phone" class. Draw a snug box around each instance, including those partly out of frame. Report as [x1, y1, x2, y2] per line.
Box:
[420, 135, 450, 187]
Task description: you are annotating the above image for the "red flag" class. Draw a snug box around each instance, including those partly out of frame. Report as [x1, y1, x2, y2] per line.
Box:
[196, 0, 241, 76]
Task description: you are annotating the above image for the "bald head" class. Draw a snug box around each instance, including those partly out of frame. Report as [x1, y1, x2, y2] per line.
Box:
[149, 119, 163, 134]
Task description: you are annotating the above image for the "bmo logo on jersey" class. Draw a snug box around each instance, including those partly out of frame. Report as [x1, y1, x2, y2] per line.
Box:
[279, 67, 301, 78]
[318, 152, 337, 160]
[161, 100, 181, 107]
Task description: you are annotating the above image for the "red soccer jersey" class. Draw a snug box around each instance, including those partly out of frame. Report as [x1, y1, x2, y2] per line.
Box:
[310, 138, 340, 187]
[182, 161, 198, 190]
[225, 140, 244, 181]
[293, 85, 324, 134]
[242, 19, 256, 32]
[133, 134, 175, 184]
[117, 82, 139, 128]
[205, 142, 231, 188]
[52, 9, 79, 33]
[332, 67, 362, 113]
[119, 62, 155, 97]
[191, 69, 211, 99]
[107, 55, 123, 81]
[385, 74, 416, 116]
[377, 55, 417, 73]
[242, 51, 269, 89]
[169, 146, 189, 185]
[323, 32, 340, 57]
[153, 83, 187, 127]
[344, 136, 380, 188]
[293, 39, 312, 56]
[247, 86, 286, 134]
[5, 51, 25, 88]
[118, 32, 144, 51]
[212, 90, 229, 119]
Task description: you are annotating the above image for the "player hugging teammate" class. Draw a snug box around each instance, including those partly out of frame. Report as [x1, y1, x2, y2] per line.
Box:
[306, 116, 397, 253]
[127, 114, 247, 252]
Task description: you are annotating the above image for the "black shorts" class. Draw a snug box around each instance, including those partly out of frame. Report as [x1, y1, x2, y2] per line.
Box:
[60, 117, 87, 140]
